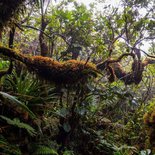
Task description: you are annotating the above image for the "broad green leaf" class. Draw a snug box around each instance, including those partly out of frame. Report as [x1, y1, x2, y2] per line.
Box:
[0, 91, 36, 119]
[63, 122, 71, 133]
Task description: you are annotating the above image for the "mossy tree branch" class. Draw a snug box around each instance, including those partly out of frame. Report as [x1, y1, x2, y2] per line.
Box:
[0, 46, 97, 84]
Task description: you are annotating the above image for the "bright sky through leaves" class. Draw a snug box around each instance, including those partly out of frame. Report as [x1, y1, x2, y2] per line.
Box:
[54, 0, 152, 51]
[77, 0, 120, 7]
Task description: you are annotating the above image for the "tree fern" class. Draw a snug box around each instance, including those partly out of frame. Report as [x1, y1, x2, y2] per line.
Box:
[0, 116, 37, 136]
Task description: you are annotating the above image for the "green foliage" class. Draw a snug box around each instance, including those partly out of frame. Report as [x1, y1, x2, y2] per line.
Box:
[0, 59, 10, 70]
[0, 135, 22, 155]
[0, 116, 37, 136]
[34, 145, 58, 155]
[63, 150, 74, 155]
[2, 68, 58, 105]
[114, 145, 138, 155]
[3, 69, 40, 96]
[0, 91, 36, 118]
[139, 149, 151, 155]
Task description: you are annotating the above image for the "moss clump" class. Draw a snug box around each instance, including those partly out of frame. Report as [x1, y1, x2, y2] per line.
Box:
[29, 56, 97, 84]
[143, 109, 155, 151]
[144, 110, 155, 126]
[0, 47, 97, 85]
[0, 0, 26, 31]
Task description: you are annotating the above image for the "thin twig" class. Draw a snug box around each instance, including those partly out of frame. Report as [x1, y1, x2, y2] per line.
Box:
[17, 24, 70, 45]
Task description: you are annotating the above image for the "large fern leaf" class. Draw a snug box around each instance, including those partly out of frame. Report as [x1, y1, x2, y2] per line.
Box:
[0, 116, 37, 136]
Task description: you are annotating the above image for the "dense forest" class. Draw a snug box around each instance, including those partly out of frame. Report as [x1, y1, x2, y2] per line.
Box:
[0, 0, 155, 154]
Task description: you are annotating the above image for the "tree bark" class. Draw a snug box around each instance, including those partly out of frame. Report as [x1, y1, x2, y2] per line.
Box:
[9, 27, 16, 48]
[39, 18, 48, 57]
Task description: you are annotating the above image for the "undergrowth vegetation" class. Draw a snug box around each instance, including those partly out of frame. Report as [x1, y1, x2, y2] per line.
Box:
[0, 60, 154, 155]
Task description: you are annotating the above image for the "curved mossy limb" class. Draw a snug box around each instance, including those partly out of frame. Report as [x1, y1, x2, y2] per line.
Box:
[0, 47, 97, 84]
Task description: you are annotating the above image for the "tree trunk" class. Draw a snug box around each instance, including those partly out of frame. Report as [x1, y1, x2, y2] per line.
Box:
[39, 18, 48, 57]
[9, 27, 15, 48]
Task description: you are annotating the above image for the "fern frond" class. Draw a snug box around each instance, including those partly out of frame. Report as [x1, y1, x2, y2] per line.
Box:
[0, 116, 37, 136]
[34, 145, 58, 155]
[0, 135, 22, 155]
